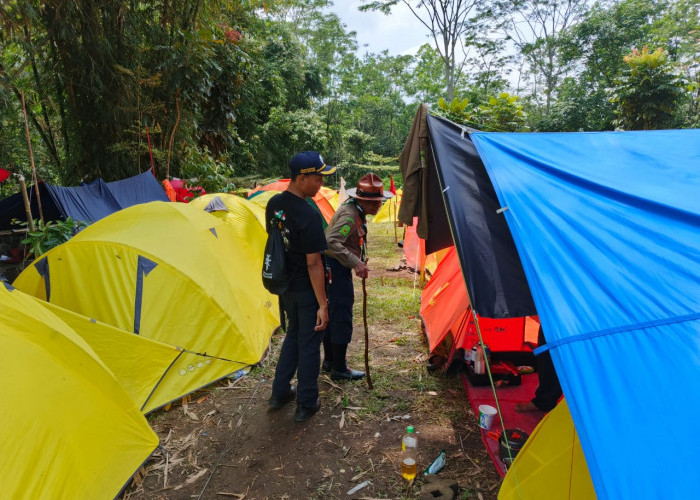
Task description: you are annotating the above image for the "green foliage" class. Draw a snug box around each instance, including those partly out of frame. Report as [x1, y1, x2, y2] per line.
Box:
[403, 44, 449, 106]
[436, 93, 527, 132]
[436, 97, 475, 125]
[17, 217, 88, 259]
[611, 47, 685, 130]
[343, 129, 372, 160]
[179, 143, 235, 195]
[258, 107, 328, 176]
[2, 0, 697, 189]
[535, 78, 614, 131]
[540, 0, 698, 131]
[477, 93, 528, 132]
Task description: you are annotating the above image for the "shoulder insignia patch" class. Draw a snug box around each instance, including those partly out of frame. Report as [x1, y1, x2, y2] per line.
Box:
[346, 217, 355, 225]
[339, 225, 351, 237]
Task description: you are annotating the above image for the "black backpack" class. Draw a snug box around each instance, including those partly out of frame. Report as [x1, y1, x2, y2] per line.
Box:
[262, 212, 291, 295]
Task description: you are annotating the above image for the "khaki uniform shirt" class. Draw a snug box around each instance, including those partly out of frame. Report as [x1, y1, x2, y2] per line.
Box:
[325, 202, 364, 269]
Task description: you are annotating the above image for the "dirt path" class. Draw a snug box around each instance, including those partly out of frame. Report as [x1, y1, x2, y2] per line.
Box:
[122, 225, 501, 500]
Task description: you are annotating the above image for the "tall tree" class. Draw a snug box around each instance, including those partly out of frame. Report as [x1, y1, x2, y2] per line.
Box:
[360, 0, 481, 101]
[495, 0, 589, 114]
[610, 46, 685, 130]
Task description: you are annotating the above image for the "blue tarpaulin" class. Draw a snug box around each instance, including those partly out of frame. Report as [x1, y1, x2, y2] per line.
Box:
[0, 171, 168, 229]
[468, 130, 700, 499]
[45, 171, 168, 222]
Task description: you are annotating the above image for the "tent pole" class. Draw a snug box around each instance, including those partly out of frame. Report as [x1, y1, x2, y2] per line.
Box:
[20, 91, 44, 224]
[14, 174, 35, 232]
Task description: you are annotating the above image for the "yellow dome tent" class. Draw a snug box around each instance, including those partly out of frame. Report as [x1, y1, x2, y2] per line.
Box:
[499, 399, 596, 499]
[42, 298, 248, 413]
[14, 201, 278, 368]
[0, 282, 158, 499]
[189, 192, 266, 229]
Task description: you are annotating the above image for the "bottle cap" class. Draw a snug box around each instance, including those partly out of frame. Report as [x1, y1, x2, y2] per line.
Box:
[407, 425, 415, 433]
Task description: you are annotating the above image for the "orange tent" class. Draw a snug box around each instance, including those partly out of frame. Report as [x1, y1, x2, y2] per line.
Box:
[421, 246, 539, 364]
[248, 180, 336, 224]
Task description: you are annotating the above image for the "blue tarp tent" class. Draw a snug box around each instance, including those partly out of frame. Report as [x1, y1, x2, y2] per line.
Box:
[405, 108, 699, 498]
[470, 129, 699, 499]
[0, 171, 168, 229]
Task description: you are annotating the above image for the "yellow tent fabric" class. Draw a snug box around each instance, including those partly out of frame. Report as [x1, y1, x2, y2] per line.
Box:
[189, 192, 266, 229]
[14, 201, 278, 367]
[0, 282, 158, 499]
[372, 189, 402, 223]
[499, 399, 596, 500]
[247, 189, 280, 212]
[42, 299, 247, 414]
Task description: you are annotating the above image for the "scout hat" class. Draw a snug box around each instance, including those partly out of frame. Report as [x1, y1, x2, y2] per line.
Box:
[346, 173, 394, 201]
[289, 151, 336, 176]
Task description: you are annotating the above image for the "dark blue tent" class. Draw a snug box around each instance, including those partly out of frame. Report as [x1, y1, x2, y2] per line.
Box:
[0, 171, 168, 230]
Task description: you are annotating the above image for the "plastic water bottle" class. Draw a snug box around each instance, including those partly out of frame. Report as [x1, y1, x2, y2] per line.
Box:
[401, 425, 417, 480]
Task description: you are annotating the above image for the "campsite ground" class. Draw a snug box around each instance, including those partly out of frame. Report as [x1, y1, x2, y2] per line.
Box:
[121, 223, 501, 500]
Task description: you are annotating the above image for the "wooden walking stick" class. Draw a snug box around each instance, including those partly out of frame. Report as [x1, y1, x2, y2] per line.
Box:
[362, 273, 373, 390]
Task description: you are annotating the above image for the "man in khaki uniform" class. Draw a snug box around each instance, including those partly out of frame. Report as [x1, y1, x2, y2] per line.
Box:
[322, 173, 393, 381]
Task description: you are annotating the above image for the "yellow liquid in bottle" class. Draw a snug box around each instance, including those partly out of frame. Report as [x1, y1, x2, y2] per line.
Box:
[401, 457, 417, 480]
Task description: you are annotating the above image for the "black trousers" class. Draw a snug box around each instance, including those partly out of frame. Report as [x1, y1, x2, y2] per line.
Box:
[272, 288, 321, 407]
[325, 257, 354, 344]
[532, 327, 563, 412]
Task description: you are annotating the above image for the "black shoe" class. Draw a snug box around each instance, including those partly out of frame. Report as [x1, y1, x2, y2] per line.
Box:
[331, 368, 365, 381]
[321, 361, 332, 373]
[294, 398, 321, 422]
[268, 386, 296, 410]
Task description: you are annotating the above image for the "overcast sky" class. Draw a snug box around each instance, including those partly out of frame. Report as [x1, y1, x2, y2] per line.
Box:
[325, 1, 432, 56]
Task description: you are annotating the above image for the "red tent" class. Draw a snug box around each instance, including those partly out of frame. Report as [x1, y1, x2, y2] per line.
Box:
[421, 246, 539, 365]
[168, 178, 205, 202]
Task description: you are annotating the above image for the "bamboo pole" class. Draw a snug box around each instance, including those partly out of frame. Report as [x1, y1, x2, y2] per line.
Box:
[20, 91, 44, 224]
[166, 89, 181, 179]
[14, 174, 35, 232]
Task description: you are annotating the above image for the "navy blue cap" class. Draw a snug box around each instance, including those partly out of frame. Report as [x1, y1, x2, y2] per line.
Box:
[289, 151, 336, 176]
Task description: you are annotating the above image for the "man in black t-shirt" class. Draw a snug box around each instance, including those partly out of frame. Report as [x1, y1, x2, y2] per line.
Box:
[266, 151, 336, 422]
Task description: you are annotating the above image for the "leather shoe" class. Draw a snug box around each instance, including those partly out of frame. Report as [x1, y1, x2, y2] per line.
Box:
[268, 386, 296, 410]
[331, 368, 365, 381]
[321, 361, 332, 373]
[294, 398, 321, 422]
